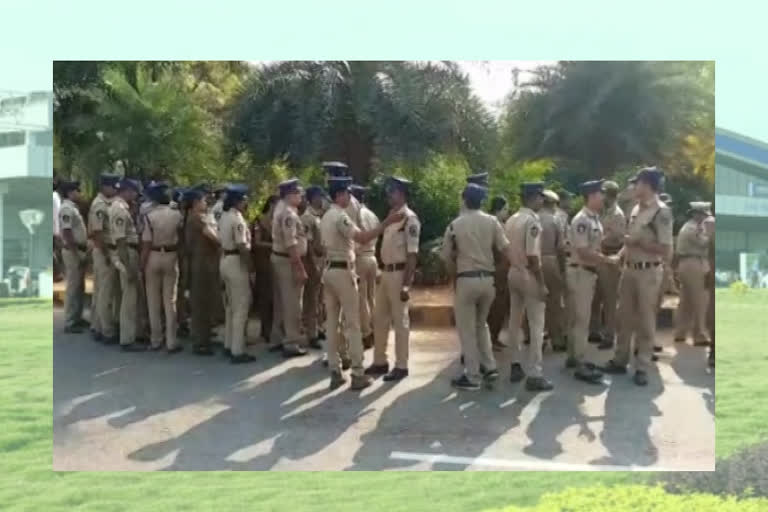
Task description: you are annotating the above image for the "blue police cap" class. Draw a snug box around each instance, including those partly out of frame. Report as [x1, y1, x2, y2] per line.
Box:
[520, 181, 545, 198]
[100, 173, 121, 187]
[349, 184, 369, 201]
[462, 183, 488, 202]
[225, 183, 249, 202]
[277, 178, 302, 197]
[385, 176, 411, 193]
[322, 161, 349, 177]
[328, 176, 353, 195]
[305, 185, 326, 201]
[634, 166, 664, 188]
[579, 179, 605, 196]
[467, 172, 489, 186]
[117, 178, 141, 192]
[183, 188, 204, 202]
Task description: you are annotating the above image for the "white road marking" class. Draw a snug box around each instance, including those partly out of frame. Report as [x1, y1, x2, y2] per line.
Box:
[390, 451, 698, 472]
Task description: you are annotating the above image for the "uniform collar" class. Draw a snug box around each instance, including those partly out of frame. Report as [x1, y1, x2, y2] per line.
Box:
[583, 206, 599, 218]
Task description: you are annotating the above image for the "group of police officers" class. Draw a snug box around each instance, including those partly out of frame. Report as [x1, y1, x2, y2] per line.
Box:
[57, 162, 714, 393]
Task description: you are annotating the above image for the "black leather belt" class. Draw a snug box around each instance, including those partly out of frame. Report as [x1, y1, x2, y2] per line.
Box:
[273, 251, 289, 258]
[457, 270, 494, 278]
[381, 262, 406, 272]
[626, 261, 662, 270]
[152, 245, 177, 252]
[569, 263, 597, 274]
[223, 249, 239, 255]
[328, 261, 351, 269]
[603, 246, 623, 256]
[108, 243, 138, 250]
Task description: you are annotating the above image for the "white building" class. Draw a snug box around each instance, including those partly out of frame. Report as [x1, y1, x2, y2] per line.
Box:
[0, 90, 53, 280]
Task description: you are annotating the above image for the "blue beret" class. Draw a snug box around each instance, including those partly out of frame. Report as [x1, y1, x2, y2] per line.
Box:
[579, 179, 605, 196]
[385, 176, 411, 193]
[305, 185, 326, 201]
[462, 183, 488, 202]
[322, 161, 349, 177]
[520, 181, 545, 197]
[118, 178, 141, 192]
[467, 172, 489, 186]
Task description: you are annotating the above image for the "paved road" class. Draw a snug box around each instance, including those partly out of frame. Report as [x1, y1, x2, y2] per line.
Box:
[53, 310, 714, 471]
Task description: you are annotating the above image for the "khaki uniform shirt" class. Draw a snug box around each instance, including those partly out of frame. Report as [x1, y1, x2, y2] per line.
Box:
[538, 208, 562, 256]
[676, 218, 710, 258]
[568, 207, 603, 266]
[142, 204, 183, 247]
[441, 209, 509, 273]
[88, 193, 112, 241]
[272, 204, 308, 257]
[356, 205, 380, 255]
[320, 204, 359, 263]
[380, 204, 420, 265]
[504, 207, 541, 271]
[219, 209, 251, 251]
[59, 199, 87, 246]
[625, 196, 674, 263]
[600, 203, 627, 253]
[301, 209, 323, 257]
[109, 197, 139, 245]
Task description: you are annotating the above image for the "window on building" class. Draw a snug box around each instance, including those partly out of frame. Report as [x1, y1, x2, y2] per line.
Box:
[717, 230, 746, 252]
[0, 131, 25, 148]
[31, 130, 52, 147]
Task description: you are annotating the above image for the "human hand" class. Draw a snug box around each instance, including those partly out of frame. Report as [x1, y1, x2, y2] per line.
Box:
[400, 287, 410, 302]
[384, 211, 406, 226]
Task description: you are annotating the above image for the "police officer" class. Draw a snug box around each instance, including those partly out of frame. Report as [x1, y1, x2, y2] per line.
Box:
[321, 177, 403, 390]
[589, 180, 626, 350]
[252, 195, 280, 345]
[59, 180, 88, 334]
[88, 173, 120, 343]
[704, 215, 715, 367]
[461, 172, 489, 215]
[565, 180, 617, 383]
[674, 202, 713, 346]
[272, 178, 310, 357]
[487, 195, 511, 350]
[350, 184, 380, 349]
[441, 184, 509, 390]
[109, 178, 146, 351]
[505, 182, 552, 392]
[141, 183, 184, 353]
[366, 176, 420, 382]
[300, 186, 325, 349]
[211, 185, 227, 227]
[539, 189, 567, 351]
[219, 184, 256, 363]
[603, 167, 674, 386]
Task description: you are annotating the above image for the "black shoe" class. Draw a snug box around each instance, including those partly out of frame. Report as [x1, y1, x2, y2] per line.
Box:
[102, 335, 118, 345]
[177, 325, 191, 338]
[149, 344, 164, 352]
[653, 345, 663, 353]
[651, 354, 659, 362]
[510, 363, 525, 383]
[460, 354, 465, 364]
[231, 353, 257, 364]
[365, 363, 389, 376]
[633, 370, 648, 386]
[308, 338, 323, 350]
[602, 360, 628, 375]
[674, 337, 686, 343]
[383, 368, 409, 382]
[64, 325, 84, 334]
[362, 334, 374, 350]
[222, 348, 232, 358]
[574, 365, 604, 384]
[525, 376, 554, 392]
[451, 375, 481, 391]
[167, 346, 183, 354]
[341, 357, 352, 371]
[268, 343, 284, 353]
[193, 344, 215, 356]
[350, 374, 373, 391]
[708, 354, 715, 368]
[565, 356, 578, 369]
[121, 343, 147, 352]
[318, 330, 326, 341]
[92, 331, 104, 343]
[322, 358, 329, 368]
[135, 336, 150, 345]
[597, 340, 614, 351]
[282, 346, 309, 358]
[329, 371, 346, 390]
[482, 368, 500, 382]
[75, 319, 90, 329]
[588, 332, 604, 343]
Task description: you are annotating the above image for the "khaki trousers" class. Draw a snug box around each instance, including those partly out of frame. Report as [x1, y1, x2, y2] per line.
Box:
[92, 248, 117, 337]
[323, 267, 364, 376]
[455, 275, 497, 383]
[566, 266, 598, 364]
[356, 253, 378, 338]
[487, 264, 510, 343]
[271, 254, 306, 349]
[302, 258, 322, 340]
[373, 270, 410, 369]
[614, 265, 663, 372]
[220, 254, 252, 356]
[591, 259, 621, 339]
[675, 257, 710, 342]
[63, 248, 85, 328]
[541, 255, 565, 346]
[508, 267, 546, 378]
[114, 249, 139, 345]
[145, 251, 179, 349]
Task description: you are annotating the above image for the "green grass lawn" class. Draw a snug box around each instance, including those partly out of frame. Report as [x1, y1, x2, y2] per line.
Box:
[1, 292, 764, 511]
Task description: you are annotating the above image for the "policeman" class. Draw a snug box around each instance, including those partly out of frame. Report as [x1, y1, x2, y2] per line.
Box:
[459, 172, 489, 216]
[219, 184, 256, 363]
[272, 178, 310, 357]
[109, 178, 146, 351]
[703, 215, 715, 367]
[88, 173, 120, 343]
[211, 185, 227, 227]
[135, 184, 162, 343]
[589, 180, 626, 350]
[141, 183, 184, 353]
[603, 167, 674, 386]
[59, 181, 88, 334]
[305, 188, 328, 341]
[674, 202, 713, 346]
[539, 189, 567, 351]
[441, 184, 508, 390]
[300, 186, 325, 349]
[505, 182, 552, 392]
[252, 195, 280, 345]
[487, 195, 511, 350]
[350, 184, 380, 349]
[366, 176, 421, 382]
[321, 176, 402, 390]
[565, 180, 616, 383]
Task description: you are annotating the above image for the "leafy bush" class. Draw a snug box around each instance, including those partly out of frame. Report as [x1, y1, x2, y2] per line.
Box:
[488, 484, 768, 512]
[729, 281, 749, 295]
